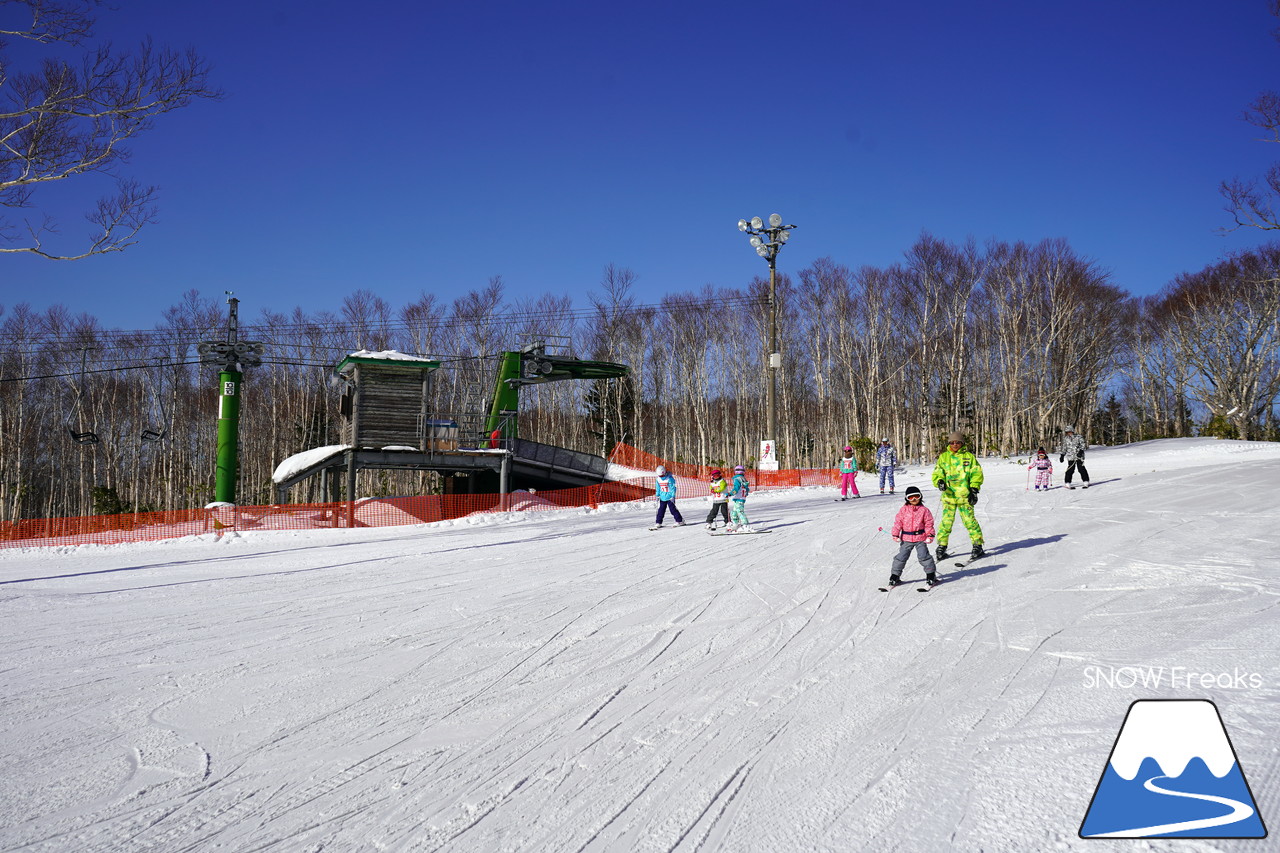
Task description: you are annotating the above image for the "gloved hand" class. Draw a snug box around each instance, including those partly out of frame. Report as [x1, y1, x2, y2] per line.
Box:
[1059, 454, 1065, 463]
[968, 489, 980, 506]
[935, 481, 947, 492]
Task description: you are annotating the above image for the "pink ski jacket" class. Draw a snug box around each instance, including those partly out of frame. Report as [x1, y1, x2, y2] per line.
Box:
[891, 503, 936, 543]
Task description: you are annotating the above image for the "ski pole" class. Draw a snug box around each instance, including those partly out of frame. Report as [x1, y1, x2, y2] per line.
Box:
[1025, 468, 1031, 491]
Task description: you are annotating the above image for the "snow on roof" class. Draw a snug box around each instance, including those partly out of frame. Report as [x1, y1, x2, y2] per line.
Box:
[335, 350, 441, 376]
[272, 445, 351, 483]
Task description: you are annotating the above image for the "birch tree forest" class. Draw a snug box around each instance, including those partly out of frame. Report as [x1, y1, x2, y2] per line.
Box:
[3, 235, 1278, 522]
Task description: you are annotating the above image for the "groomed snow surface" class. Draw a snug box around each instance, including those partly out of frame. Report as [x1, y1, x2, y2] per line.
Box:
[1, 438, 1277, 852]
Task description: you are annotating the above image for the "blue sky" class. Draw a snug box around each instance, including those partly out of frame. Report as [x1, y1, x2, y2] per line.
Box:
[5, 0, 1278, 330]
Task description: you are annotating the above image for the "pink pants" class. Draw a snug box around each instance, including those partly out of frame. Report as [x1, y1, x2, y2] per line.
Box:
[840, 472, 859, 497]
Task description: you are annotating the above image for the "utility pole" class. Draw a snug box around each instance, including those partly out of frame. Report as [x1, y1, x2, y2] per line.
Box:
[197, 295, 264, 504]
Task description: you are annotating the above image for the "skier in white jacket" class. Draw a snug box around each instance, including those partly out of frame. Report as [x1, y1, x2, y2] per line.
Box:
[1058, 428, 1090, 489]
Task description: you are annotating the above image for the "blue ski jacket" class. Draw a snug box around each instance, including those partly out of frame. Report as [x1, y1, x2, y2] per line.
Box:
[656, 472, 678, 502]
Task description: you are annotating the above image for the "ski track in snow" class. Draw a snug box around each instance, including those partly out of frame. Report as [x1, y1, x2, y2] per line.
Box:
[0, 439, 1277, 851]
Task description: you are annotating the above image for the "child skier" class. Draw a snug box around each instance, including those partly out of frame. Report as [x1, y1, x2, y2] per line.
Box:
[727, 464, 751, 532]
[705, 468, 730, 529]
[876, 438, 898, 494]
[652, 466, 685, 528]
[837, 446, 860, 500]
[1028, 448, 1053, 491]
[887, 486, 938, 587]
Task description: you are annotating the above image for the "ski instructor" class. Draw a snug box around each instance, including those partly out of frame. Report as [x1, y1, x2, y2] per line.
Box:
[1058, 426, 1090, 489]
[933, 431, 986, 562]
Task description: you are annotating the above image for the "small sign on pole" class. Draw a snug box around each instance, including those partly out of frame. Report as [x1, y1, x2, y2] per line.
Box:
[759, 439, 779, 471]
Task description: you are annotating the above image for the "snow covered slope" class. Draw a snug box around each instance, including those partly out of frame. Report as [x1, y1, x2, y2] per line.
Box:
[0, 439, 1276, 851]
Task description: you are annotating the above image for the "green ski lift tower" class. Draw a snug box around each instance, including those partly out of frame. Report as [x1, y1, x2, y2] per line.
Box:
[485, 339, 630, 443]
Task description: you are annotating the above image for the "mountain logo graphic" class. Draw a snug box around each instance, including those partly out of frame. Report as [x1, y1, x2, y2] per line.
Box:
[1080, 699, 1267, 839]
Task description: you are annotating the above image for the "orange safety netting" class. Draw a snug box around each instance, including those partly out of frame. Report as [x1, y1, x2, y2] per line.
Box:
[1, 448, 837, 549]
[607, 442, 838, 489]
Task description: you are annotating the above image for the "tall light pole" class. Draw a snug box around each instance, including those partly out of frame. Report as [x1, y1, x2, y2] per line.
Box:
[737, 213, 796, 469]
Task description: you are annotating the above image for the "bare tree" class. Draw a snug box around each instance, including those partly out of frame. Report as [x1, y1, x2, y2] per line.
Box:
[1, 0, 221, 259]
[1220, 1, 1280, 232]
[1154, 246, 1280, 439]
[1122, 296, 1193, 439]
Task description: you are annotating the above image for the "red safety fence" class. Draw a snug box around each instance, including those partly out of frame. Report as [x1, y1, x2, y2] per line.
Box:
[1, 447, 838, 549]
[607, 442, 839, 489]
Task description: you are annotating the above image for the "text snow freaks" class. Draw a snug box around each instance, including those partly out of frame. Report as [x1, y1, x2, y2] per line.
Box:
[1083, 666, 1263, 690]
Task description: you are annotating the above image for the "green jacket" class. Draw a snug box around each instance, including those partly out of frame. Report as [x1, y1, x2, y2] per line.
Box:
[709, 477, 728, 502]
[932, 449, 984, 499]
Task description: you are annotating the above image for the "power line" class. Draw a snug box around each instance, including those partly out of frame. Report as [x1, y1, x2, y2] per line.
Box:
[0, 352, 515, 383]
[2, 293, 768, 353]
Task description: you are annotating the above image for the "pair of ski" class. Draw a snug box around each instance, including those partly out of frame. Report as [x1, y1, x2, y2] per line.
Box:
[878, 554, 983, 593]
[879, 578, 941, 593]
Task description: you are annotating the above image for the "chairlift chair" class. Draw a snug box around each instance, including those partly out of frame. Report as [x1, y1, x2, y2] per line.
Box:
[67, 426, 101, 445]
[66, 348, 101, 445]
[139, 358, 169, 442]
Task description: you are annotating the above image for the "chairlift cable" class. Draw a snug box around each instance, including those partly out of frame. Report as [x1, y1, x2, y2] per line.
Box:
[0, 360, 205, 383]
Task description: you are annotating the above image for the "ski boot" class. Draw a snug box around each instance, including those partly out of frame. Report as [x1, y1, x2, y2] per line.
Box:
[925, 573, 940, 587]
[886, 576, 902, 587]
[935, 545, 949, 561]
[970, 544, 986, 560]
